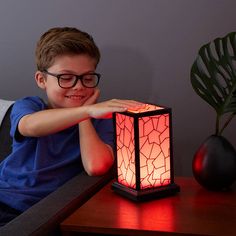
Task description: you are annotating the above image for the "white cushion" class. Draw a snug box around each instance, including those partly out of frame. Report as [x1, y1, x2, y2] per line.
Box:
[0, 99, 14, 127]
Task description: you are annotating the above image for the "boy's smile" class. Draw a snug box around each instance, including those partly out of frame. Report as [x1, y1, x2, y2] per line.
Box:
[64, 93, 88, 104]
[65, 94, 86, 100]
[36, 54, 98, 108]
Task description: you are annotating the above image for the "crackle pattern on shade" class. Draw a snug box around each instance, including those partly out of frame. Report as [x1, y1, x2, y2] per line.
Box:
[116, 113, 171, 189]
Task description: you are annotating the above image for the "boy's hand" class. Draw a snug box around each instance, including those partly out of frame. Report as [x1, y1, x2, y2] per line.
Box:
[86, 99, 144, 119]
[83, 88, 100, 106]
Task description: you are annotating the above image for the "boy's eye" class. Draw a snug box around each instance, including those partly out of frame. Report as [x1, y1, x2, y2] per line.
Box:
[83, 74, 95, 81]
[60, 74, 75, 80]
[83, 77, 93, 82]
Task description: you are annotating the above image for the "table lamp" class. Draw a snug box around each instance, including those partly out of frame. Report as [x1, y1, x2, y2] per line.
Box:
[112, 103, 180, 201]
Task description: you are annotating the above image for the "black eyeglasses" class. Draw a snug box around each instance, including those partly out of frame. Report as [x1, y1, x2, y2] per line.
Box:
[42, 70, 101, 89]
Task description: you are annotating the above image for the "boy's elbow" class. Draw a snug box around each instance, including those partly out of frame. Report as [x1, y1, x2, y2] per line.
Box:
[85, 158, 114, 177]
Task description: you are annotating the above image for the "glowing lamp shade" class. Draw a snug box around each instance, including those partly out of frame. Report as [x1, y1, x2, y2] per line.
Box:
[112, 103, 180, 201]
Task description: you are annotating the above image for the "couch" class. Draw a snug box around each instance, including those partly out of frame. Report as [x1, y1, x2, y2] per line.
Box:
[0, 99, 114, 235]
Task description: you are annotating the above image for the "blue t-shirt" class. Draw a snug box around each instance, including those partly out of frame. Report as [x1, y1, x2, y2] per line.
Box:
[0, 96, 114, 211]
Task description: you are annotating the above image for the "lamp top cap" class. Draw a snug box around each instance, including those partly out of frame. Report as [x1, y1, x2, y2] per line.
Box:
[127, 103, 165, 114]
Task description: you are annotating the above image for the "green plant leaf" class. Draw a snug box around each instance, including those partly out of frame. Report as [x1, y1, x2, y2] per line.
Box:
[191, 32, 236, 116]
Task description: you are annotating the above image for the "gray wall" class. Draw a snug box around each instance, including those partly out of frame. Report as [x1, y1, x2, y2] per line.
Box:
[0, 0, 235, 176]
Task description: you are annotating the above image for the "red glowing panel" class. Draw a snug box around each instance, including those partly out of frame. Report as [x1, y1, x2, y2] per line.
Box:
[116, 113, 136, 188]
[139, 114, 171, 189]
[115, 110, 171, 190]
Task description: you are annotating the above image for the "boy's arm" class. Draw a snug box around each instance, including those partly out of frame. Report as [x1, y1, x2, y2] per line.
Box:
[77, 89, 144, 176]
[77, 89, 140, 176]
[18, 90, 143, 138]
[18, 106, 90, 137]
[78, 119, 114, 176]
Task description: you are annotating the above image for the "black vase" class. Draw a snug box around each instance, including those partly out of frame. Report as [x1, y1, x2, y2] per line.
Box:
[192, 135, 236, 191]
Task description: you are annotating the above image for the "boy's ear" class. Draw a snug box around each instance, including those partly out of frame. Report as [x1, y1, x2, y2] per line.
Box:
[35, 71, 46, 89]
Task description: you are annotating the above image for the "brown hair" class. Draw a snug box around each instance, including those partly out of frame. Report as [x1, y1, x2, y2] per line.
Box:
[35, 27, 100, 71]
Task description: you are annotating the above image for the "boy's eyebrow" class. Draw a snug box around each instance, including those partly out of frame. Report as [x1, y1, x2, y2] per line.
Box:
[58, 69, 96, 75]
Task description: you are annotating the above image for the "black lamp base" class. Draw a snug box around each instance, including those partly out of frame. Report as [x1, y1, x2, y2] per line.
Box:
[111, 181, 180, 201]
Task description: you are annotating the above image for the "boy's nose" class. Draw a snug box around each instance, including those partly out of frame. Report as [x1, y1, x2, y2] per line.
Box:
[73, 79, 84, 90]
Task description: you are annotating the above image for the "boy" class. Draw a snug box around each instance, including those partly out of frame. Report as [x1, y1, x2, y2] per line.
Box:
[0, 27, 142, 225]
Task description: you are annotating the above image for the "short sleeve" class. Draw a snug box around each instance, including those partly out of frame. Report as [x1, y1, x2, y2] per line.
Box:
[10, 96, 46, 140]
[93, 118, 114, 149]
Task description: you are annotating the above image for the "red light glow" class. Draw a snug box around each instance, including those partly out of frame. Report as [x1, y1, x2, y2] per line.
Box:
[116, 110, 171, 190]
[127, 103, 164, 113]
[116, 197, 176, 232]
[116, 114, 136, 188]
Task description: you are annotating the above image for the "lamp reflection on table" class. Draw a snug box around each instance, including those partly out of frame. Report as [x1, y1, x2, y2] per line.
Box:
[115, 194, 177, 233]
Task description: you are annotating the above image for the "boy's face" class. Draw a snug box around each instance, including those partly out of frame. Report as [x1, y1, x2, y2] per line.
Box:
[36, 54, 97, 108]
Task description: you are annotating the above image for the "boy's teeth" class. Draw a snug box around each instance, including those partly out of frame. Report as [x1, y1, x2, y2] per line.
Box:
[67, 95, 83, 99]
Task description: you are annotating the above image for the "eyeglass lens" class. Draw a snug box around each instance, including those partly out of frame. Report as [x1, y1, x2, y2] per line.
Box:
[59, 74, 99, 88]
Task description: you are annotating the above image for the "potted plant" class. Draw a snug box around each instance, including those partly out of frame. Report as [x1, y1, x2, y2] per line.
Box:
[191, 32, 236, 191]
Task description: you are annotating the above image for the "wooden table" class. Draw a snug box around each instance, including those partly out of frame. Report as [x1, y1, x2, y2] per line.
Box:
[60, 177, 236, 236]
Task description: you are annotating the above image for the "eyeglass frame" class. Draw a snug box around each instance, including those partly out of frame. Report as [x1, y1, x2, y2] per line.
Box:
[42, 70, 101, 89]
